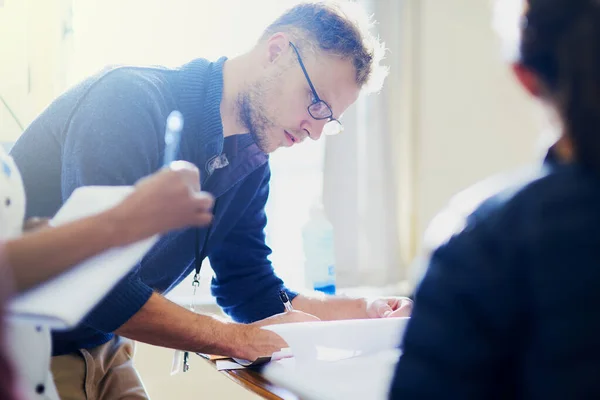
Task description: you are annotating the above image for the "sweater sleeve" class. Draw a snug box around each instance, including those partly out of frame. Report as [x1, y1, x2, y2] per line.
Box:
[389, 213, 523, 399]
[60, 69, 169, 333]
[209, 165, 298, 323]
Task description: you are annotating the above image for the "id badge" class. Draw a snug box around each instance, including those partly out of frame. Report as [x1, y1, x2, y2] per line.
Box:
[170, 350, 183, 375]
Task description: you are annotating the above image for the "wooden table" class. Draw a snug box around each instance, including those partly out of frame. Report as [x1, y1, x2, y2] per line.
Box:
[198, 354, 300, 400]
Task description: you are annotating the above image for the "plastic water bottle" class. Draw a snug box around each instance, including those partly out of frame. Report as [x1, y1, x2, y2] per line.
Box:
[302, 202, 336, 295]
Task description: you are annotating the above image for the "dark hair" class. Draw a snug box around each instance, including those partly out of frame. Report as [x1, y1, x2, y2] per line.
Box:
[520, 0, 600, 173]
[260, 1, 387, 92]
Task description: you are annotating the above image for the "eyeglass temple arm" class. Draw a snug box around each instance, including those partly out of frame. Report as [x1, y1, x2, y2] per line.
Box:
[289, 42, 321, 101]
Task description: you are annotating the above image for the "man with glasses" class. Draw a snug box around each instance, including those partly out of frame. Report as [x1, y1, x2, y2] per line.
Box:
[10, 2, 411, 398]
[288, 41, 344, 137]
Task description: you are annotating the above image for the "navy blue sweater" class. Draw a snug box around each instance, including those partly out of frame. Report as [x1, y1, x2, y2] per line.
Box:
[390, 153, 600, 399]
[11, 58, 297, 355]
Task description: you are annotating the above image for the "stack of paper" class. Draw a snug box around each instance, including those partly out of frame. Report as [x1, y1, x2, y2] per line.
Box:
[263, 317, 408, 400]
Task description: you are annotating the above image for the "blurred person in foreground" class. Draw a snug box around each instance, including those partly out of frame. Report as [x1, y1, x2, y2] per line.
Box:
[391, 0, 600, 398]
[0, 152, 214, 399]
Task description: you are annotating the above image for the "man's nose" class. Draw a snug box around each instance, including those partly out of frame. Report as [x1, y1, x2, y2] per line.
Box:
[308, 119, 327, 141]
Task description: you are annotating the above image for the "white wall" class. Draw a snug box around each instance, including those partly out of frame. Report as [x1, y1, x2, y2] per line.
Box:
[410, 0, 542, 251]
[0, 0, 73, 142]
[0, 0, 28, 141]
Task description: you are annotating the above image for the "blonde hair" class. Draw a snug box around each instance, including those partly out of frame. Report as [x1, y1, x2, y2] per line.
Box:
[261, 1, 388, 93]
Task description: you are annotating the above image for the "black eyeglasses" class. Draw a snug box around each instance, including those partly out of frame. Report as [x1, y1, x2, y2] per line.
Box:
[289, 42, 343, 136]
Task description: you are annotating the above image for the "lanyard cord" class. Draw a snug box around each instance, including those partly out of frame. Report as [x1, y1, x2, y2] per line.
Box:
[183, 185, 216, 372]
[192, 200, 217, 291]
[182, 63, 215, 372]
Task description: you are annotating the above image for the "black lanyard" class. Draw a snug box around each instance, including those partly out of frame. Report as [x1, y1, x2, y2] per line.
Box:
[192, 200, 216, 287]
[192, 134, 237, 286]
[187, 61, 213, 288]
[182, 63, 214, 372]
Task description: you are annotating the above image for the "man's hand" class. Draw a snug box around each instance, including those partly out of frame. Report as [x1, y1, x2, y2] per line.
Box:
[232, 310, 320, 361]
[366, 297, 413, 318]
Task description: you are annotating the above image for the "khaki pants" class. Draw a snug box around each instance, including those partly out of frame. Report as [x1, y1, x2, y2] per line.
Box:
[50, 336, 148, 400]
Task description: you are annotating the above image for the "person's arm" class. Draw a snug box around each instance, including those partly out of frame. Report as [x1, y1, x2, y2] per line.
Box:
[6, 163, 213, 294]
[114, 292, 318, 360]
[209, 165, 301, 322]
[103, 163, 319, 360]
[7, 210, 125, 293]
[209, 164, 411, 322]
[291, 293, 412, 320]
[207, 164, 374, 324]
[389, 215, 523, 399]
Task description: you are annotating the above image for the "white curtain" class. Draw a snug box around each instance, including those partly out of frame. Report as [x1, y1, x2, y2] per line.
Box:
[323, 0, 408, 288]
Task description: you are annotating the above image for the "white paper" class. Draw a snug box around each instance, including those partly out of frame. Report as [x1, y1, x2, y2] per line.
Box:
[263, 317, 407, 363]
[216, 359, 249, 371]
[171, 350, 184, 375]
[267, 348, 401, 400]
[7, 186, 159, 329]
[263, 318, 409, 400]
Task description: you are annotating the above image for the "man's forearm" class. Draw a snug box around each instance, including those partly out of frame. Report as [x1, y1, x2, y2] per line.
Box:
[114, 292, 248, 357]
[291, 293, 369, 321]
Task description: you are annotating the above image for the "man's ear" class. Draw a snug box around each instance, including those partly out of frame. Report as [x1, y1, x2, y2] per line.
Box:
[512, 62, 541, 97]
[264, 32, 290, 64]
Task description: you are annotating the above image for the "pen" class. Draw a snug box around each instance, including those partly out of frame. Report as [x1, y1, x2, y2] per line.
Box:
[163, 110, 184, 167]
[279, 290, 294, 312]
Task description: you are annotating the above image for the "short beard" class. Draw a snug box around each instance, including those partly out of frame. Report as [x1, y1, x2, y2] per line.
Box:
[237, 88, 273, 153]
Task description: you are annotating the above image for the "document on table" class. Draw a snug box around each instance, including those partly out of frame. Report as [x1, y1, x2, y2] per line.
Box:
[7, 186, 159, 329]
[213, 348, 293, 370]
[216, 359, 249, 371]
[262, 317, 409, 400]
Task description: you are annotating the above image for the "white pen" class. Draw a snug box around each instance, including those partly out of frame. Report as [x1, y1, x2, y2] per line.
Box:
[163, 110, 184, 167]
[279, 290, 294, 312]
